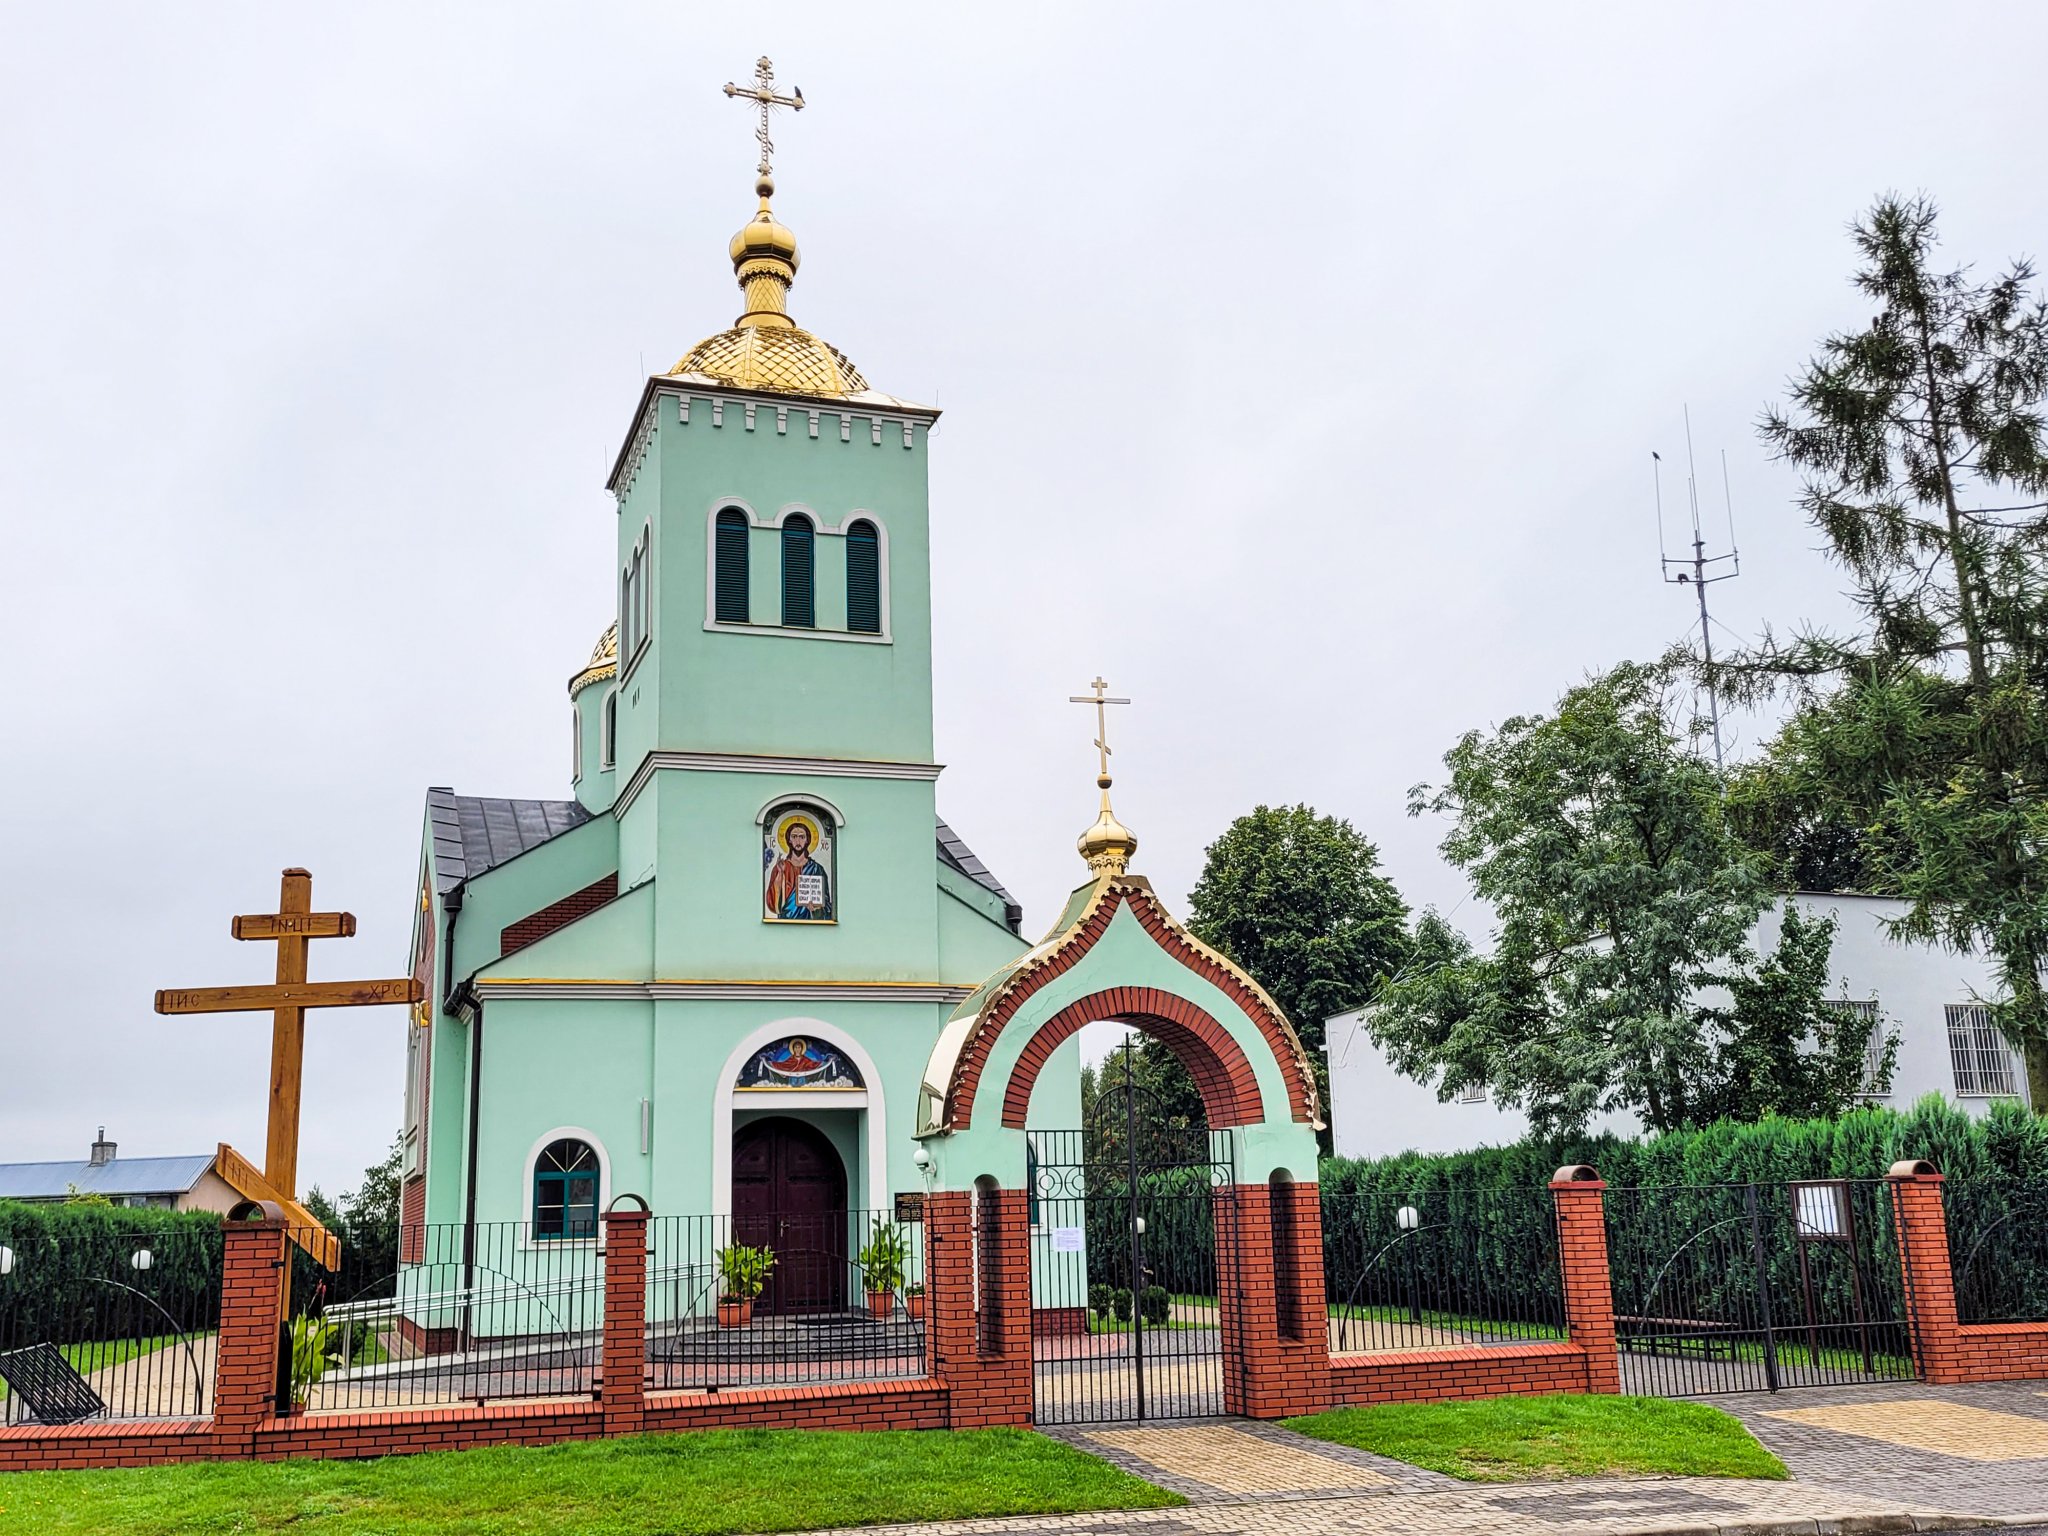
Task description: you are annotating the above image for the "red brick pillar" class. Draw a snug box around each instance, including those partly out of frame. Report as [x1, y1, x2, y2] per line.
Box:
[925, 1187, 1031, 1427]
[1216, 1180, 1331, 1418]
[211, 1218, 288, 1450]
[1550, 1167, 1621, 1394]
[600, 1207, 649, 1435]
[1888, 1160, 1965, 1383]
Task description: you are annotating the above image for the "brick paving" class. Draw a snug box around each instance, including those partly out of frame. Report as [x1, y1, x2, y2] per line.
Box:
[1726, 1380, 2048, 1522]
[1015, 1414, 2007, 1533]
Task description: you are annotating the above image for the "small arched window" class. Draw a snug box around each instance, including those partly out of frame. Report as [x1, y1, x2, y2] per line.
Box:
[714, 508, 750, 624]
[600, 692, 617, 769]
[533, 1138, 599, 1240]
[846, 519, 881, 634]
[781, 514, 815, 628]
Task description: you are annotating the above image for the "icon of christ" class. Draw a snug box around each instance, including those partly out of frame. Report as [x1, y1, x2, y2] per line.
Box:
[764, 808, 833, 921]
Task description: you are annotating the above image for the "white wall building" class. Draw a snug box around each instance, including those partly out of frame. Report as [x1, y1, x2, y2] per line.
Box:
[1326, 892, 2026, 1161]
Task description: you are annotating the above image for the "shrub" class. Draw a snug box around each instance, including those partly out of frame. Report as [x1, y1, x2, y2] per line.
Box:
[1088, 1283, 1114, 1319]
[1111, 1286, 1133, 1321]
[1140, 1285, 1170, 1324]
[0, 1202, 223, 1348]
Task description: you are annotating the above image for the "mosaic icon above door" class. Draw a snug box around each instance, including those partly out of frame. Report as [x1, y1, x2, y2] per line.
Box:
[735, 1035, 864, 1091]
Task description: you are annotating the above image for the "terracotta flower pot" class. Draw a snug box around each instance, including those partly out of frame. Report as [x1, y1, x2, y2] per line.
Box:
[717, 1297, 754, 1328]
[904, 1292, 925, 1320]
[866, 1290, 894, 1318]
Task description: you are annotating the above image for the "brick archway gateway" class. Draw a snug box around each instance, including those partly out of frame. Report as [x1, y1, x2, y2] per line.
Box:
[914, 873, 1331, 1424]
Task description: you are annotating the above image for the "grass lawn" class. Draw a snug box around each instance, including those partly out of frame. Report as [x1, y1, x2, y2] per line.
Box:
[0, 1426, 1182, 1536]
[1286, 1394, 1788, 1483]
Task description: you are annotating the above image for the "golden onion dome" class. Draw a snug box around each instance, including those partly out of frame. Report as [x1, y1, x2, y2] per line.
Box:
[567, 620, 618, 700]
[668, 177, 869, 399]
[1077, 776, 1138, 877]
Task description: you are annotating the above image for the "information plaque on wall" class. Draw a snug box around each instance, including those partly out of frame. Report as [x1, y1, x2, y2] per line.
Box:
[894, 1191, 925, 1223]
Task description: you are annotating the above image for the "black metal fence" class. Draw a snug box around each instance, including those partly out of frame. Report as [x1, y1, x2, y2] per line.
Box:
[1320, 1186, 1567, 1354]
[288, 1221, 601, 1411]
[1944, 1179, 2048, 1325]
[1604, 1180, 1915, 1395]
[0, 1223, 223, 1424]
[645, 1210, 926, 1390]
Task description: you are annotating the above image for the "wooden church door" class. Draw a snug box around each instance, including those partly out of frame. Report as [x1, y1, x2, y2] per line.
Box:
[732, 1118, 849, 1314]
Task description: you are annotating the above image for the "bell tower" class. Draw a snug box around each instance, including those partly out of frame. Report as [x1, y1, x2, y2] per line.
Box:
[601, 59, 944, 979]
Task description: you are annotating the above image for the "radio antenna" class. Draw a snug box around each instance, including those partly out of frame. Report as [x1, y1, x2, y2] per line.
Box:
[1652, 406, 1742, 769]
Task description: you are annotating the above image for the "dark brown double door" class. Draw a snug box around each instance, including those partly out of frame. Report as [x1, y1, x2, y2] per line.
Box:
[732, 1117, 849, 1315]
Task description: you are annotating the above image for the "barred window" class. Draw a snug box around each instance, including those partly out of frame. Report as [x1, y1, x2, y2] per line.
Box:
[1827, 999, 1885, 1097]
[1948, 1004, 2018, 1097]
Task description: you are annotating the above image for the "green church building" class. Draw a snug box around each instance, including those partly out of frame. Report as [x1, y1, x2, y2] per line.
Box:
[397, 134, 1070, 1309]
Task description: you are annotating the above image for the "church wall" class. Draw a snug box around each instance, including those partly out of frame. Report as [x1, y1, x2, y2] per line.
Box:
[447, 818, 625, 984]
[570, 682, 616, 816]
[936, 870, 1027, 977]
[646, 770, 941, 980]
[478, 882, 655, 983]
[473, 994, 655, 1222]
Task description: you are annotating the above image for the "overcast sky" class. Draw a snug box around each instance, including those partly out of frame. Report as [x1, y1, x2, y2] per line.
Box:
[3, 3, 2043, 1198]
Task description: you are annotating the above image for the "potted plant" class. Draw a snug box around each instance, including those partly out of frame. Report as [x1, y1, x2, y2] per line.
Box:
[903, 1281, 925, 1320]
[286, 1315, 341, 1414]
[858, 1224, 909, 1318]
[716, 1243, 775, 1327]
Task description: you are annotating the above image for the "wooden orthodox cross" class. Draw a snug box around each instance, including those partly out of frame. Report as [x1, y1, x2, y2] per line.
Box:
[155, 868, 421, 1261]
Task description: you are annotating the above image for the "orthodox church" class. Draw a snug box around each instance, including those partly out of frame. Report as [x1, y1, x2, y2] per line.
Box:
[397, 102, 1078, 1277]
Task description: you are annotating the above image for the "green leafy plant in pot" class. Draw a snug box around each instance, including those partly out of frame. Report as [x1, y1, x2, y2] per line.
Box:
[287, 1315, 342, 1413]
[716, 1243, 775, 1327]
[858, 1223, 910, 1317]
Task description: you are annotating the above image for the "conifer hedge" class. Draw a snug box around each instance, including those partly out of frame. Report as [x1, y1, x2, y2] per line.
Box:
[0, 1202, 224, 1348]
[1318, 1097, 2048, 1326]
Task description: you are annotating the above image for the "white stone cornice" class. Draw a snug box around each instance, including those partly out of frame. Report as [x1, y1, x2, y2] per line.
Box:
[613, 749, 942, 819]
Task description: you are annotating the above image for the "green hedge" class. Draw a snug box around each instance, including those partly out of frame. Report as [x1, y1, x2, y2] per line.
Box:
[0, 1202, 224, 1347]
[1319, 1096, 2048, 1328]
[1319, 1095, 2048, 1195]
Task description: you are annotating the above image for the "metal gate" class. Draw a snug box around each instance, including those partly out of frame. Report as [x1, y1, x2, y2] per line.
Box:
[1028, 1045, 1233, 1424]
[1604, 1180, 1918, 1396]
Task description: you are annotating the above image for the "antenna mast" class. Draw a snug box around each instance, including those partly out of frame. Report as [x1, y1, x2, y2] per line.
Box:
[1652, 407, 1741, 769]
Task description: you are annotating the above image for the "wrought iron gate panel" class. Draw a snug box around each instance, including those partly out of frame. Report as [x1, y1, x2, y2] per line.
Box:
[1028, 1047, 1234, 1425]
[1605, 1181, 1917, 1396]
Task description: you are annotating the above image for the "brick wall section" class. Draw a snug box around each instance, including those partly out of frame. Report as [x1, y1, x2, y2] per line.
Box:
[1551, 1173, 1622, 1394]
[1218, 1182, 1334, 1417]
[923, 1189, 1031, 1427]
[212, 1219, 288, 1449]
[1328, 1341, 1593, 1405]
[1891, 1166, 2048, 1383]
[500, 874, 618, 956]
[600, 1208, 648, 1436]
[1000, 987, 1264, 1130]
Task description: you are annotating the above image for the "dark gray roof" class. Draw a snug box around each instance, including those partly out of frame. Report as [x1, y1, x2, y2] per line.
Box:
[0, 1155, 214, 1202]
[937, 818, 1022, 932]
[428, 788, 591, 894]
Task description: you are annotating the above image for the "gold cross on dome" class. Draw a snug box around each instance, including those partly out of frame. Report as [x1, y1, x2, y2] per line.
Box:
[722, 55, 805, 181]
[1068, 676, 1131, 783]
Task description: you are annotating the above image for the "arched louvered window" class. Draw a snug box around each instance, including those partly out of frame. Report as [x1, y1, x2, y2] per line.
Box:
[714, 509, 750, 624]
[846, 519, 881, 634]
[781, 514, 815, 628]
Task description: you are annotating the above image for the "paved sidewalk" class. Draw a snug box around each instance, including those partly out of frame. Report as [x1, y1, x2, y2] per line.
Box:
[1725, 1380, 2048, 1523]
[1024, 1416, 2003, 1534]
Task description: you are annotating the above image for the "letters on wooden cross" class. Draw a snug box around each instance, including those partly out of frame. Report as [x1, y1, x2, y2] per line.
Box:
[155, 868, 423, 1267]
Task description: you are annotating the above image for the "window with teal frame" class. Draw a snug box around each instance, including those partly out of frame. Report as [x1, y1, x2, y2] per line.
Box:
[533, 1138, 599, 1239]
[714, 508, 750, 624]
[781, 514, 815, 627]
[846, 518, 880, 633]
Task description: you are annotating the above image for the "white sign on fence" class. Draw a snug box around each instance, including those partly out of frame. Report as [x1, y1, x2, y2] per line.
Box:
[1051, 1226, 1085, 1253]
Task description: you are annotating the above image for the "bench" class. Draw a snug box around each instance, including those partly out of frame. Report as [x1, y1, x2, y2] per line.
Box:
[1614, 1315, 1742, 1361]
[0, 1343, 107, 1425]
